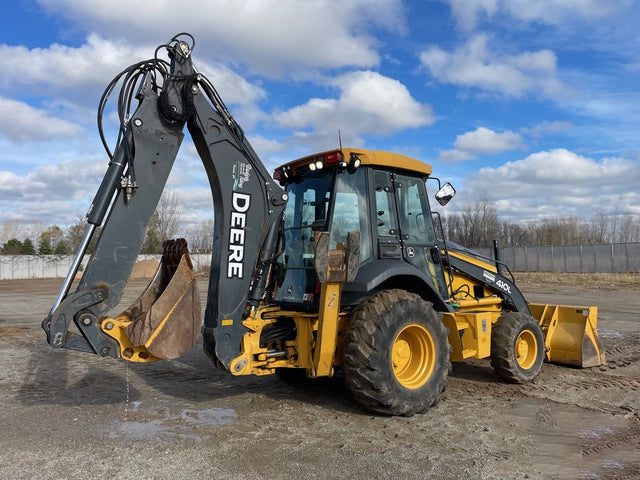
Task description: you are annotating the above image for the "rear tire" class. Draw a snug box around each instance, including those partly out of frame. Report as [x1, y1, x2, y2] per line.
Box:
[342, 289, 450, 416]
[491, 312, 544, 383]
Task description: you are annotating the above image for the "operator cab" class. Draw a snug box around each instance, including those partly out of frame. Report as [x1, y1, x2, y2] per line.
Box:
[273, 148, 454, 310]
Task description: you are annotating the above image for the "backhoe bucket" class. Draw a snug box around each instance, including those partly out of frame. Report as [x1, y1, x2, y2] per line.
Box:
[529, 303, 605, 368]
[101, 239, 201, 362]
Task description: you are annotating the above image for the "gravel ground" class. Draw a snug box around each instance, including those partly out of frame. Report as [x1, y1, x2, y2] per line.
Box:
[0, 275, 638, 480]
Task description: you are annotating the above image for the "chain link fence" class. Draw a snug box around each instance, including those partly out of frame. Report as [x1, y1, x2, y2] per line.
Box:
[1, 244, 638, 279]
[475, 242, 640, 273]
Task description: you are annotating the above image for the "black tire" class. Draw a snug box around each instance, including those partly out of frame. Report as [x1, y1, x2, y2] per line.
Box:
[342, 289, 451, 416]
[491, 311, 545, 384]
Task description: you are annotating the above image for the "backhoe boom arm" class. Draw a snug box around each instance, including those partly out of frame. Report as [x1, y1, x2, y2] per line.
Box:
[43, 34, 287, 368]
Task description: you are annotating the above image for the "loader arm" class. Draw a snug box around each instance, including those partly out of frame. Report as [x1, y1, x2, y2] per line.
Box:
[43, 34, 287, 368]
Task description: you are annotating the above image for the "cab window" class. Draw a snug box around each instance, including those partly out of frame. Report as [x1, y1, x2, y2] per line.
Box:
[329, 168, 371, 263]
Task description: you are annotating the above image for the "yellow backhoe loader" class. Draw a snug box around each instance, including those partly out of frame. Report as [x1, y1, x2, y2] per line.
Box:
[43, 34, 605, 416]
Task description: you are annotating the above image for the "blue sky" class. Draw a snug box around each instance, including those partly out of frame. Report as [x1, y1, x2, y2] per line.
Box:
[1, 0, 639, 239]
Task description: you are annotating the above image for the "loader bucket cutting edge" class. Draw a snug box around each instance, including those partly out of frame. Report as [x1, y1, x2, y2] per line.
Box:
[528, 303, 605, 368]
[101, 239, 202, 362]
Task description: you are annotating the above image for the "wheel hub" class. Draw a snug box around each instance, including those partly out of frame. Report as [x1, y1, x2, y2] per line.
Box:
[515, 330, 537, 370]
[392, 339, 411, 370]
[391, 324, 436, 389]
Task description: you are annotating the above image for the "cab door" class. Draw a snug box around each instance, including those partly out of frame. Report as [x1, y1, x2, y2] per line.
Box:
[392, 172, 449, 299]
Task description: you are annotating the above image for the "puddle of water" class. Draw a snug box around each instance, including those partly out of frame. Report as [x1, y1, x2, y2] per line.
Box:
[515, 399, 637, 479]
[110, 406, 238, 442]
[579, 425, 616, 441]
[109, 419, 168, 440]
[599, 329, 625, 340]
[126, 401, 142, 412]
[180, 408, 237, 426]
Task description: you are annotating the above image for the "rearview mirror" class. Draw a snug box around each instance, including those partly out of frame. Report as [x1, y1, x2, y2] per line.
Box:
[435, 182, 456, 206]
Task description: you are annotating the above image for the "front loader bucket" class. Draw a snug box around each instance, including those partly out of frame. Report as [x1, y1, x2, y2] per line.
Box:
[101, 238, 201, 362]
[529, 303, 605, 368]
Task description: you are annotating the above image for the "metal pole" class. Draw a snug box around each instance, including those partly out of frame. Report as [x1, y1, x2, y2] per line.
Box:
[49, 224, 96, 315]
[579, 245, 583, 273]
[625, 242, 629, 272]
[493, 240, 503, 274]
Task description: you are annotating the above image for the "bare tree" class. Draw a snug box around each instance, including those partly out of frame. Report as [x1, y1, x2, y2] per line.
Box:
[590, 210, 610, 244]
[185, 219, 215, 253]
[618, 213, 640, 243]
[142, 190, 185, 253]
[444, 207, 640, 249]
[451, 196, 500, 248]
[0, 221, 21, 244]
[157, 189, 184, 241]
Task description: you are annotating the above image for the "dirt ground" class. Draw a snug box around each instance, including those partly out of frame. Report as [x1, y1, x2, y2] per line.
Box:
[0, 273, 639, 480]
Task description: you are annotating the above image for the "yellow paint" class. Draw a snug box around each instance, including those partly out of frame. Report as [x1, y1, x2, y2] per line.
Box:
[312, 282, 341, 377]
[100, 315, 159, 363]
[515, 330, 537, 369]
[278, 148, 432, 177]
[529, 303, 605, 367]
[392, 324, 436, 389]
[221, 319, 233, 326]
[442, 311, 499, 361]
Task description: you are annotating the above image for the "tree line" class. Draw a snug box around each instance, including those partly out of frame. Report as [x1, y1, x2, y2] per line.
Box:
[2, 195, 639, 255]
[0, 190, 212, 256]
[0, 225, 72, 255]
[442, 198, 640, 249]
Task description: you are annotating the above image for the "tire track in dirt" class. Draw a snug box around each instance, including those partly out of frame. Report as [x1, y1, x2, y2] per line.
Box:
[582, 430, 640, 456]
[579, 417, 640, 480]
[448, 364, 639, 417]
[599, 332, 640, 370]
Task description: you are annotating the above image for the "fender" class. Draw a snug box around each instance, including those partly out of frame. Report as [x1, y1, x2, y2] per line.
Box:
[343, 259, 454, 312]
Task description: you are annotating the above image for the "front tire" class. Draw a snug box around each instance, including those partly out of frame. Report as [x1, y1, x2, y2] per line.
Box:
[491, 312, 545, 383]
[342, 289, 450, 416]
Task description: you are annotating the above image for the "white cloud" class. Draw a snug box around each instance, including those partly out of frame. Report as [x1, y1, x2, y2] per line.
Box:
[520, 120, 573, 138]
[275, 71, 434, 144]
[447, 0, 497, 31]
[479, 149, 631, 184]
[461, 149, 640, 219]
[419, 34, 564, 98]
[0, 157, 108, 224]
[0, 34, 265, 108]
[501, 0, 626, 25]
[0, 35, 141, 93]
[0, 159, 104, 203]
[37, 0, 406, 76]
[445, 0, 628, 29]
[456, 127, 524, 154]
[0, 97, 81, 142]
[247, 135, 287, 157]
[438, 127, 525, 162]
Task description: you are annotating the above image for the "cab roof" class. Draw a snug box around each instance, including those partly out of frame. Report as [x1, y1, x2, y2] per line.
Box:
[277, 148, 432, 177]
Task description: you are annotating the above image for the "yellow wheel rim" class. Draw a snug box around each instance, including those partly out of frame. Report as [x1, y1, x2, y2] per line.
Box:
[515, 330, 538, 370]
[392, 324, 435, 389]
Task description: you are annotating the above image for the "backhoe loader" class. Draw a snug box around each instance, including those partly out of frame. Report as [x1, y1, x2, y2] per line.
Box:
[43, 34, 605, 416]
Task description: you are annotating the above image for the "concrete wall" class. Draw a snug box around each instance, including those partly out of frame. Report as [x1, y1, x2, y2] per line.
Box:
[0, 254, 213, 280]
